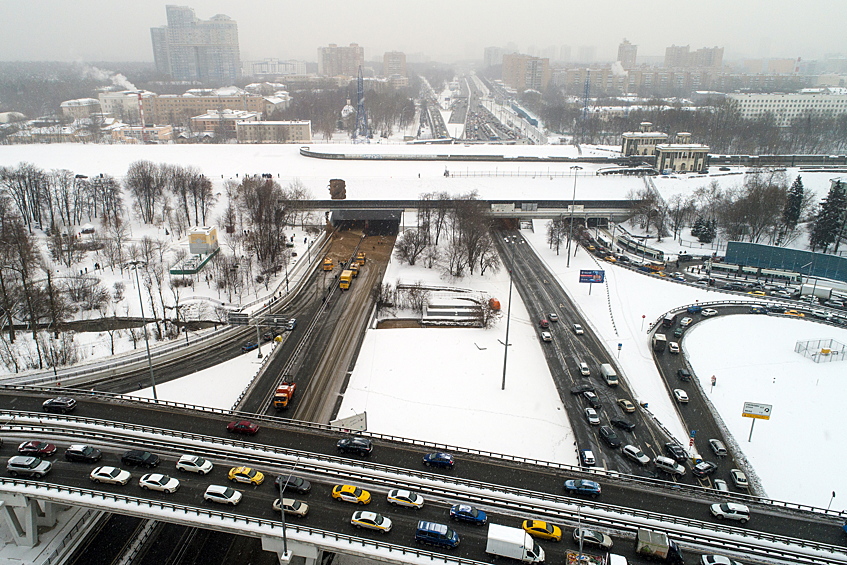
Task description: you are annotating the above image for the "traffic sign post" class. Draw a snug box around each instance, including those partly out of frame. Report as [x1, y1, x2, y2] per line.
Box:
[742, 402, 772, 442]
[617, 343, 622, 358]
[710, 375, 716, 393]
[641, 315, 645, 331]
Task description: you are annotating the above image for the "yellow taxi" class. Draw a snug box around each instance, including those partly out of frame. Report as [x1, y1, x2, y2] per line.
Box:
[522, 520, 562, 542]
[784, 310, 805, 317]
[747, 291, 766, 297]
[227, 466, 265, 486]
[604, 255, 617, 263]
[331, 484, 372, 505]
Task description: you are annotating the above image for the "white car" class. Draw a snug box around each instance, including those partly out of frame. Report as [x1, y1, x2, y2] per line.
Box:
[89, 466, 131, 485]
[139, 473, 180, 493]
[548, 313, 559, 322]
[668, 342, 680, 354]
[730, 468, 749, 488]
[700, 556, 743, 565]
[584, 407, 600, 425]
[273, 498, 309, 517]
[579, 362, 591, 376]
[710, 502, 750, 523]
[680, 317, 693, 327]
[176, 455, 213, 475]
[203, 485, 242, 505]
[386, 489, 424, 509]
[674, 389, 689, 403]
[351, 510, 393, 533]
[713, 479, 729, 492]
[540, 331, 552, 342]
[572, 324, 584, 335]
[701, 308, 719, 317]
[622, 444, 650, 465]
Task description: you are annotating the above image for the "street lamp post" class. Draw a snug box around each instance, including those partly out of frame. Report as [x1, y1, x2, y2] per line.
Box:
[128, 261, 158, 400]
[567, 166, 583, 268]
[502, 236, 515, 391]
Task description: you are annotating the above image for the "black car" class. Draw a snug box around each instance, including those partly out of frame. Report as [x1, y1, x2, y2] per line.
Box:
[768, 305, 786, 313]
[336, 437, 373, 457]
[610, 418, 636, 432]
[42, 397, 77, 414]
[598, 426, 621, 448]
[583, 391, 602, 409]
[722, 283, 745, 292]
[677, 368, 692, 381]
[570, 384, 595, 395]
[274, 474, 312, 494]
[121, 450, 160, 468]
[64, 444, 102, 463]
[664, 442, 688, 463]
[692, 460, 718, 478]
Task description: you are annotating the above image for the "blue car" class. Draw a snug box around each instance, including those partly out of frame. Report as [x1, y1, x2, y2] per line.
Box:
[563, 479, 602, 498]
[241, 342, 258, 353]
[449, 504, 487, 525]
[423, 452, 454, 469]
[687, 305, 702, 313]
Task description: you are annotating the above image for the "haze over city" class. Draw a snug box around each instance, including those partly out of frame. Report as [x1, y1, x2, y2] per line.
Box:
[2, 0, 846, 63]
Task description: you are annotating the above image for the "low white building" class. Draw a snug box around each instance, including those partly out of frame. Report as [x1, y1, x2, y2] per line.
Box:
[621, 122, 669, 156]
[60, 98, 101, 120]
[655, 133, 709, 173]
[727, 89, 847, 126]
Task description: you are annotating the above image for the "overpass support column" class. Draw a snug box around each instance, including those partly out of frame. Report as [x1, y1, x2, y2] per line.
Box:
[0, 497, 38, 547]
[262, 536, 321, 565]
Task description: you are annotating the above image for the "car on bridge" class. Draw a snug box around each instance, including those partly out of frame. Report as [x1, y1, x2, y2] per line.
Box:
[204, 485, 242, 506]
[228, 466, 265, 485]
[351, 511, 392, 533]
[730, 468, 749, 489]
[692, 461, 718, 478]
[677, 368, 692, 381]
[572, 323, 585, 335]
[332, 484, 372, 505]
[121, 450, 160, 469]
[571, 384, 594, 395]
[664, 443, 688, 463]
[610, 418, 636, 432]
[227, 420, 260, 435]
[583, 391, 602, 409]
[449, 504, 487, 525]
[668, 341, 680, 354]
[702, 308, 719, 317]
[673, 389, 689, 403]
[573, 527, 613, 549]
[336, 437, 373, 457]
[387, 489, 424, 509]
[522, 520, 562, 542]
[89, 466, 131, 485]
[701, 555, 743, 565]
[7, 456, 52, 478]
[42, 397, 77, 414]
[563, 479, 601, 498]
[139, 473, 180, 493]
[710, 502, 750, 523]
[274, 474, 311, 494]
[423, 452, 454, 469]
[18, 441, 57, 457]
[540, 331, 552, 342]
[680, 317, 693, 327]
[579, 448, 596, 467]
[548, 313, 559, 322]
[273, 498, 309, 517]
[65, 445, 102, 463]
[176, 455, 213, 475]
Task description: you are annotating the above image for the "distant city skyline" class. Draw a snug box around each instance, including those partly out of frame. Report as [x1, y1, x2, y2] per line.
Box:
[1, 1, 845, 65]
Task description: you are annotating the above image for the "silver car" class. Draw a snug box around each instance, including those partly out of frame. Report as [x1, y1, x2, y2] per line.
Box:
[584, 407, 600, 425]
[622, 444, 650, 465]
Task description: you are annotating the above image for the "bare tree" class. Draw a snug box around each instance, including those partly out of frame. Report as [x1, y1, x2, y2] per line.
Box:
[394, 229, 429, 266]
[125, 160, 165, 224]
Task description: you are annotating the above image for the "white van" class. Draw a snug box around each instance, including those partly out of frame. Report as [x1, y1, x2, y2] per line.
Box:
[600, 364, 618, 387]
[653, 455, 686, 476]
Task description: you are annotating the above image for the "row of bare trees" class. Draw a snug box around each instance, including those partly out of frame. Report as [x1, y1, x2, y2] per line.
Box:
[394, 192, 500, 278]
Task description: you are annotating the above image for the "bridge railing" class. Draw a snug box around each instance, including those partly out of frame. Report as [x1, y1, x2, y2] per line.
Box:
[0, 478, 490, 565]
[3, 389, 846, 522]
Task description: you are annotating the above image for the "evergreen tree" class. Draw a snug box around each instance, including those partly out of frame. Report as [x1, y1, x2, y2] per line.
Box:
[809, 180, 847, 252]
[778, 175, 804, 245]
[690, 215, 706, 239]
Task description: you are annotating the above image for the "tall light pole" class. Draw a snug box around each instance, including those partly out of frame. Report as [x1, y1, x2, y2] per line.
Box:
[129, 261, 158, 400]
[567, 166, 583, 268]
[502, 235, 515, 391]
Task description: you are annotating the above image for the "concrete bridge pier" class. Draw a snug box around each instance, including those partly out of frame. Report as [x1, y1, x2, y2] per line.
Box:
[0, 493, 64, 547]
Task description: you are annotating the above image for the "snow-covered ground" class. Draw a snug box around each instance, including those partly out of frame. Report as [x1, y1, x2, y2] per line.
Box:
[2, 143, 846, 511]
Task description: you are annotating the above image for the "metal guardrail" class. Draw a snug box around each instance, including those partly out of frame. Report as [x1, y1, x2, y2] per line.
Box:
[43, 508, 98, 565]
[3, 387, 845, 522]
[3, 418, 845, 565]
[0, 479, 490, 565]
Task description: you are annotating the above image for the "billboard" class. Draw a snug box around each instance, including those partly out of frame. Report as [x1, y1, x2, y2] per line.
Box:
[742, 402, 772, 420]
[579, 270, 605, 283]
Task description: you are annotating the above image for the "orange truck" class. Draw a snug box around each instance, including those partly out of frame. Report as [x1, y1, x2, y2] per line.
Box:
[272, 382, 297, 410]
[356, 251, 366, 265]
[323, 257, 334, 271]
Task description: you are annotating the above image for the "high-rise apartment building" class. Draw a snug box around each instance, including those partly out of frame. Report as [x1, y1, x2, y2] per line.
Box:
[383, 51, 407, 77]
[484, 46, 504, 68]
[318, 44, 364, 77]
[151, 5, 241, 84]
[665, 45, 690, 68]
[617, 39, 637, 69]
[665, 45, 723, 69]
[502, 53, 551, 91]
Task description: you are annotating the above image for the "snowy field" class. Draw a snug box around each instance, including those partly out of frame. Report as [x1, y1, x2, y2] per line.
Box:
[2, 143, 846, 510]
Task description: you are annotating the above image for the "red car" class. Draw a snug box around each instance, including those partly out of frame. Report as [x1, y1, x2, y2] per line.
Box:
[18, 440, 57, 457]
[227, 420, 259, 435]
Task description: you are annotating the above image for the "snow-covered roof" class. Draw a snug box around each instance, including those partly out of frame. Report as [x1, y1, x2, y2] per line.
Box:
[61, 98, 100, 107]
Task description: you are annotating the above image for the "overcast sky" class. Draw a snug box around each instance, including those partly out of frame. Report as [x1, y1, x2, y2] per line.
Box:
[1, 1, 845, 64]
